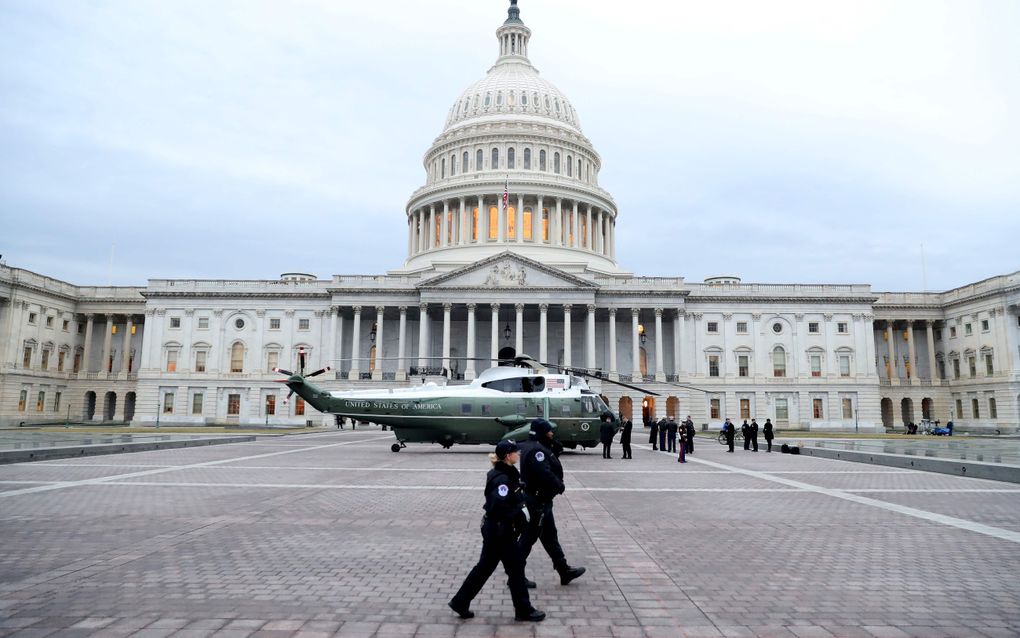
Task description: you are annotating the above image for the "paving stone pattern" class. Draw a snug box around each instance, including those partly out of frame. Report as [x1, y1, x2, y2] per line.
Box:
[1, 429, 1019, 637]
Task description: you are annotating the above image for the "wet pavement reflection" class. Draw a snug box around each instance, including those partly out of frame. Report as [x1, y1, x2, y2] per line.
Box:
[799, 437, 1020, 466]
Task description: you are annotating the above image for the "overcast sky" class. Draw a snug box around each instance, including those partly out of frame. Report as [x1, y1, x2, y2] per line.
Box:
[1, 0, 1018, 292]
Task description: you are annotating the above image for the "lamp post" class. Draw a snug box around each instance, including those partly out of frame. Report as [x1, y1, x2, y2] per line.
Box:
[503, 322, 512, 343]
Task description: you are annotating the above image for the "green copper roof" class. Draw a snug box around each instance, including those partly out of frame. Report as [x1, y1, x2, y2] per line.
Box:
[504, 0, 523, 25]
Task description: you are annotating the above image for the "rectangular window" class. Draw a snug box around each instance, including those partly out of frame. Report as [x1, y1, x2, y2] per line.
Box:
[810, 355, 822, 377]
[54, 391, 62, 413]
[934, 328, 942, 341]
[985, 354, 994, 375]
[28, 312, 37, 324]
[18, 390, 27, 412]
[170, 317, 181, 329]
[775, 398, 789, 423]
[968, 356, 976, 378]
[953, 359, 960, 380]
[738, 355, 749, 377]
[197, 317, 209, 330]
[971, 398, 980, 419]
[736, 322, 748, 334]
[270, 318, 281, 330]
[227, 394, 240, 416]
[708, 355, 720, 377]
[839, 355, 851, 377]
[938, 359, 945, 380]
[23, 347, 32, 368]
[166, 350, 178, 373]
[295, 396, 305, 416]
[62, 319, 70, 331]
[981, 319, 989, 332]
[989, 397, 998, 419]
[773, 351, 786, 377]
[57, 351, 66, 372]
[73, 352, 81, 373]
[194, 351, 207, 373]
[709, 398, 720, 419]
[267, 351, 279, 373]
[46, 316, 54, 328]
[837, 322, 848, 334]
[41, 350, 50, 371]
[163, 392, 175, 414]
[812, 398, 824, 419]
[707, 322, 718, 333]
[842, 398, 853, 419]
[36, 391, 45, 412]
[965, 323, 972, 336]
[955, 398, 963, 419]
[265, 394, 276, 416]
[298, 318, 310, 330]
[950, 326, 957, 338]
[739, 398, 750, 420]
[808, 322, 820, 334]
[192, 393, 203, 415]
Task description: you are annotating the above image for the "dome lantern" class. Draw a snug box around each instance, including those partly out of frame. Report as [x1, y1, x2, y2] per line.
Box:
[495, 0, 531, 63]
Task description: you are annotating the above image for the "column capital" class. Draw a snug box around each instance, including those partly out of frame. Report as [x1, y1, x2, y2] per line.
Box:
[515, 303, 525, 311]
[213, 308, 224, 317]
[691, 312, 703, 320]
[144, 309, 155, 318]
[587, 304, 597, 314]
[751, 313, 762, 321]
[655, 307, 664, 318]
[352, 305, 362, 314]
[631, 308, 640, 318]
[398, 305, 408, 313]
[563, 304, 573, 313]
[155, 309, 167, 317]
[490, 303, 500, 312]
[419, 302, 428, 312]
[184, 309, 195, 317]
[674, 308, 685, 319]
[539, 303, 549, 312]
[795, 313, 805, 321]
[466, 303, 476, 311]
[376, 305, 386, 314]
[721, 312, 731, 320]
[443, 303, 452, 311]
[608, 307, 616, 317]
[284, 309, 295, 317]
[823, 313, 834, 321]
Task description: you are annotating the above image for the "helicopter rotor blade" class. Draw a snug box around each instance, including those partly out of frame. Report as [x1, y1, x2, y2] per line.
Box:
[272, 367, 294, 376]
[305, 366, 332, 378]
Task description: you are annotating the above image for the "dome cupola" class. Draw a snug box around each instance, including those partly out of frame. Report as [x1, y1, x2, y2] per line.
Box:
[400, 1, 620, 276]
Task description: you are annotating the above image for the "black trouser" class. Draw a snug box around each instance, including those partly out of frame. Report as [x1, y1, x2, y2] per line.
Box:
[751, 435, 758, 451]
[765, 437, 773, 452]
[686, 432, 694, 454]
[622, 441, 632, 458]
[726, 435, 735, 452]
[650, 430, 658, 449]
[519, 498, 567, 574]
[743, 434, 751, 450]
[452, 518, 532, 614]
[602, 442, 612, 458]
[659, 430, 667, 451]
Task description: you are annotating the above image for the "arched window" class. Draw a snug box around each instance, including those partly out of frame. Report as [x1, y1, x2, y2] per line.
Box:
[476, 149, 483, 170]
[539, 150, 547, 171]
[230, 342, 245, 373]
[521, 92, 528, 106]
[566, 155, 573, 176]
[508, 91, 515, 106]
[463, 151, 469, 172]
[553, 152, 560, 174]
[484, 93, 491, 107]
[554, 99, 560, 113]
[544, 96, 550, 110]
[450, 154, 456, 176]
[491, 148, 499, 170]
[440, 158, 445, 179]
[523, 148, 531, 169]
[508, 148, 515, 169]
[578, 159, 582, 178]
[533, 93, 539, 109]
[772, 347, 786, 378]
[496, 91, 503, 106]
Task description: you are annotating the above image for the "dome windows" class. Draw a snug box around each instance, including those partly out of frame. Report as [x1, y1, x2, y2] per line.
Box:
[441, 158, 446, 179]
[523, 148, 531, 170]
[476, 149, 483, 171]
[463, 151, 469, 173]
[484, 93, 491, 107]
[539, 149, 547, 171]
[507, 91, 515, 106]
[496, 91, 503, 106]
[450, 154, 456, 177]
[566, 155, 573, 177]
[554, 99, 560, 113]
[533, 93, 539, 110]
[491, 148, 499, 170]
[508, 147, 515, 169]
[553, 152, 560, 174]
[521, 92, 528, 106]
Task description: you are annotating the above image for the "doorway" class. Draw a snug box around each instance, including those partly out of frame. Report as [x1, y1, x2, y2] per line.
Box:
[618, 396, 633, 422]
[498, 346, 516, 365]
[900, 398, 914, 427]
[84, 391, 96, 420]
[641, 396, 657, 424]
[103, 392, 117, 421]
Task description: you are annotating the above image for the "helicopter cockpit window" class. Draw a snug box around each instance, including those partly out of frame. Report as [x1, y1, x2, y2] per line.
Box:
[461, 403, 472, 414]
[483, 377, 546, 393]
[582, 398, 595, 413]
[482, 405, 492, 415]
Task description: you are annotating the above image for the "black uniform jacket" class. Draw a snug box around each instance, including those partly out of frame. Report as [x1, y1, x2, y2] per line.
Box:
[519, 438, 565, 502]
[620, 421, 633, 445]
[483, 463, 527, 528]
[599, 421, 615, 444]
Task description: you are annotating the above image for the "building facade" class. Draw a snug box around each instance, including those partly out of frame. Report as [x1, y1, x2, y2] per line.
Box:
[2, 2, 1018, 432]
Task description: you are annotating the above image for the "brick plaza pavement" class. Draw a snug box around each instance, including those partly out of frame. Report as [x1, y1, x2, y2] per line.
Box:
[0, 428, 1019, 638]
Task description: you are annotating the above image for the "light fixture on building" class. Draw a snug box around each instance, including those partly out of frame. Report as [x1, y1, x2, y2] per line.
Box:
[369, 323, 377, 344]
[638, 324, 647, 347]
[503, 322, 512, 342]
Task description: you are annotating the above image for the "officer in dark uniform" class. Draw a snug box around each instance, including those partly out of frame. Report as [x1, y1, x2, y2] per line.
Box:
[449, 440, 545, 622]
[518, 419, 586, 588]
[763, 418, 775, 452]
[741, 420, 751, 450]
[648, 417, 659, 450]
[657, 417, 668, 452]
[666, 416, 679, 453]
[684, 416, 695, 454]
[620, 419, 633, 459]
[749, 418, 759, 452]
[724, 418, 735, 453]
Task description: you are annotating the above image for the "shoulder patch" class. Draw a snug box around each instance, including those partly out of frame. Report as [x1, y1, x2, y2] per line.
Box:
[535, 451, 545, 462]
[497, 484, 509, 498]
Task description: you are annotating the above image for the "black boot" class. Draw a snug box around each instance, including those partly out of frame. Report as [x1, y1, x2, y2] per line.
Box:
[558, 566, 586, 585]
[448, 600, 474, 619]
[515, 608, 546, 622]
[510, 578, 537, 589]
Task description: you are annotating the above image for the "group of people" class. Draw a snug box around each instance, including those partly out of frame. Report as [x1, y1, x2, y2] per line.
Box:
[647, 415, 696, 462]
[720, 417, 776, 452]
[449, 417, 589, 623]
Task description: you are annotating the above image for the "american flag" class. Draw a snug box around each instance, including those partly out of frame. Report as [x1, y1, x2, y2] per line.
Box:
[502, 174, 509, 210]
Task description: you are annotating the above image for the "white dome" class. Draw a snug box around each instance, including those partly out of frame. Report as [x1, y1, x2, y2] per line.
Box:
[444, 60, 583, 134]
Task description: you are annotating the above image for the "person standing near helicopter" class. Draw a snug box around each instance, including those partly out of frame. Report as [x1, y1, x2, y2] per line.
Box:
[449, 440, 546, 622]
[518, 418, 587, 588]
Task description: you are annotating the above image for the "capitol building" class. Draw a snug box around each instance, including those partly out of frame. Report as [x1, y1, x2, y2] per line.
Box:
[1, 1, 1018, 433]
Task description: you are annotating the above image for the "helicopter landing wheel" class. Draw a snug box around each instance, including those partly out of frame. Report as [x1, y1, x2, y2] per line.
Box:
[391, 443, 402, 453]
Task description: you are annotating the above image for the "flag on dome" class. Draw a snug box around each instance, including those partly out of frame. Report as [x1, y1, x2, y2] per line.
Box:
[502, 175, 509, 210]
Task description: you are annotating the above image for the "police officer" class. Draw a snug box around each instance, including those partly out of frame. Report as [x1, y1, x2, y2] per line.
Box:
[749, 418, 760, 452]
[724, 417, 735, 453]
[620, 419, 633, 459]
[741, 419, 751, 450]
[657, 417, 668, 452]
[763, 418, 775, 452]
[518, 419, 586, 588]
[666, 416, 679, 453]
[684, 416, 695, 454]
[677, 422, 687, 463]
[599, 412, 615, 459]
[648, 417, 659, 450]
[449, 440, 546, 622]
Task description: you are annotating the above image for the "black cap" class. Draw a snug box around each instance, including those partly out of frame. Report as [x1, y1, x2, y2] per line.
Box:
[495, 439, 519, 459]
[530, 418, 553, 437]
[600, 411, 614, 421]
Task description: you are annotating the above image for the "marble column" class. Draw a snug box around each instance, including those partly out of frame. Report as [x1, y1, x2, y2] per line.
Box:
[539, 304, 548, 363]
[609, 308, 618, 380]
[407, 215, 414, 256]
[490, 304, 499, 367]
[886, 321, 897, 381]
[925, 319, 937, 380]
[535, 196, 544, 243]
[100, 315, 113, 375]
[479, 195, 488, 242]
[631, 308, 641, 379]
[335, 310, 345, 375]
[497, 199, 506, 243]
[428, 205, 436, 249]
[82, 314, 95, 373]
[466, 304, 477, 380]
[515, 303, 524, 354]
[563, 304, 573, 368]
[121, 316, 134, 375]
[673, 309, 683, 377]
[516, 194, 524, 243]
[442, 303, 452, 372]
[654, 308, 665, 382]
[459, 198, 468, 246]
[572, 201, 579, 247]
[586, 205, 593, 250]
[906, 320, 917, 382]
[372, 306, 385, 380]
[350, 306, 362, 378]
[326, 307, 338, 370]
[417, 303, 429, 368]
[586, 305, 596, 370]
[397, 306, 407, 381]
[554, 198, 562, 246]
[441, 201, 449, 248]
